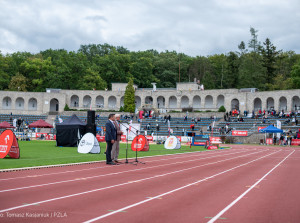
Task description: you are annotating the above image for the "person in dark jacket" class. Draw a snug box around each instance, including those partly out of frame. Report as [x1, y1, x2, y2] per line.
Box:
[105, 114, 117, 165]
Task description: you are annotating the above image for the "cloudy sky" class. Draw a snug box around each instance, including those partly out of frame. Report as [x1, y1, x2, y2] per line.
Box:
[0, 0, 299, 56]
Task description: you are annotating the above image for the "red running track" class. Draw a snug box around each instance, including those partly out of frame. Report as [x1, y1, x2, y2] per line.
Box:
[0, 146, 299, 223]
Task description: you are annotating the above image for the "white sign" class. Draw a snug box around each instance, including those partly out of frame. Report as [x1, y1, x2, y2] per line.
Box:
[120, 123, 141, 140]
[164, 136, 181, 149]
[78, 133, 100, 154]
[45, 101, 49, 105]
[276, 120, 282, 138]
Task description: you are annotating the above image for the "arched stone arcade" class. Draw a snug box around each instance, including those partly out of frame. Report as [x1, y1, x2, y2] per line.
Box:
[50, 98, 59, 112]
[15, 97, 25, 110]
[2, 97, 12, 109]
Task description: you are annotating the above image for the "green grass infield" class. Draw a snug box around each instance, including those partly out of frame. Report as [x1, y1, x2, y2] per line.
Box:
[0, 141, 220, 170]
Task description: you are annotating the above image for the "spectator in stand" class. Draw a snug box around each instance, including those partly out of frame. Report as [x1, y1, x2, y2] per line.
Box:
[146, 123, 151, 130]
[190, 124, 195, 131]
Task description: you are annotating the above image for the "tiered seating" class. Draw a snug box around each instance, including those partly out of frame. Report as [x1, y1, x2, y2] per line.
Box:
[208, 115, 300, 137]
[55, 115, 219, 136]
[139, 117, 219, 136]
[0, 114, 47, 125]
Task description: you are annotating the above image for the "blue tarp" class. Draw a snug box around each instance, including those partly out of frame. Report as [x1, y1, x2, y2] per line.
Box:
[259, 125, 283, 133]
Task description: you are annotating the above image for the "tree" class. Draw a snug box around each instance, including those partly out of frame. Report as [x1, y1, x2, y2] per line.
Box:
[238, 41, 247, 55]
[130, 51, 156, 88]
[124, 79, 135, 113]
[238, 53, 267, 90]
[0, 52, 10, 90]
[8, 73, 28, 91]
[225, 52, 239, 88]
[79, 68, 107, 90]
[248, 27, 261, 53]
[290, 60, 300, 88]
[19, 56, 55, 91]
[259, 38, 280, 85]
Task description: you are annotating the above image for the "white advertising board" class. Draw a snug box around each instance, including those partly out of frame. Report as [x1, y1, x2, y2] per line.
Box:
[78, 133, 100, 154]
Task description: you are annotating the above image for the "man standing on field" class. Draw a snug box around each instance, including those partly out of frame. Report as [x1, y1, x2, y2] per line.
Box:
[105, 114, 117, 165]
[111, 114, 122, 163]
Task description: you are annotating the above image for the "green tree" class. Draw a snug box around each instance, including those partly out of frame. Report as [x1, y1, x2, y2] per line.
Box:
[96, 50, 131, 89]
[248, 27, 261, 53]
[79, 68, 107, 90]
[225, 52, 239, 88]
[124, 78, 135, 113]
[19, 56, 55, 91]
[290, 60, 300, 88]
[130, 51, 156, 88]
[259, 38, 280, 85]
[8, 73, 28, 91]
[238, 41, 247, 55]
[238, 53, 267, 90]
[0, 52, 10, 90]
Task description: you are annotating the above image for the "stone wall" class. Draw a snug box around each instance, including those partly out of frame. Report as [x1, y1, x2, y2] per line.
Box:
[1, 83, 299, 115]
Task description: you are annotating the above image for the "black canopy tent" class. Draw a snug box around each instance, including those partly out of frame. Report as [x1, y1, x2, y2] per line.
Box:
[56, 114, 86, 147]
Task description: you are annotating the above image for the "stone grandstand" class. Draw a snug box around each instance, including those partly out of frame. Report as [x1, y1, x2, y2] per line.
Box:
[0, 82, 299, 143]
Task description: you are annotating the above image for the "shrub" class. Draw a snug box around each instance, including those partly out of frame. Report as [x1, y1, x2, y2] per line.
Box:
[64, 104, 70, 111]
[218, 106, 226, 112]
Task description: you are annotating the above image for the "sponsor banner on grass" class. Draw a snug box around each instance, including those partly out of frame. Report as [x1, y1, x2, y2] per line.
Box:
[232, 130, 248, 136]
[208, 145, 218, 150]
[131, 135, 149, 151]
[0, 129, 20, 159]
[78, 133, 100, 154]
[164, 136, 181, 149]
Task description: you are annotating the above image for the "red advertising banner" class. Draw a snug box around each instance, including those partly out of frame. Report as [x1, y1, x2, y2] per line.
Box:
[207, 145, 218, 150]
[146, 136, 153, 141]
[131, 135, 149, 151]
[232, 130, 248, 136]
[96, 135, 105, 142]
[121, 135, 126, 142]
[0, 130, 20, 159]
[258, 126, 267, 132]
[266, 138, 273, 145]
[210, 137, 222, 144]
[291, 139, 300, 146]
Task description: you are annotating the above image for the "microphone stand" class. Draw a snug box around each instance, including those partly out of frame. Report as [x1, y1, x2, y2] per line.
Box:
[120, 121, 145, 165]
[119, 122, 133, 164]
[129, 124, 145, 165]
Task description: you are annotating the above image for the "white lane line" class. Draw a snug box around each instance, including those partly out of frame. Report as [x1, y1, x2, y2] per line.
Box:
[0, 149, 235, 180]
[0, 150, 254, 193]
[83, 151, 280, 223]
[0, 150, 274, 214]
[0, 148, 231, 173]
[207, 150, 295, 223]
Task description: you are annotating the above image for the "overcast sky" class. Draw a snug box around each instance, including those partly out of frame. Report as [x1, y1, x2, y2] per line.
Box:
[0, 0, 299, 56]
